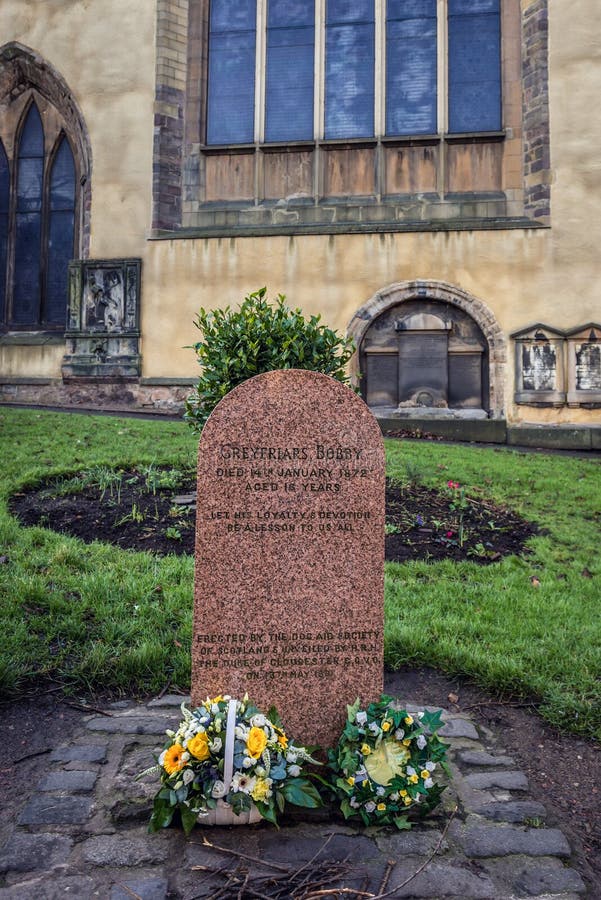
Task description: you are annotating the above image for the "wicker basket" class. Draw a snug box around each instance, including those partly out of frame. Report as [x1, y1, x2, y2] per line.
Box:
[197, 698, 262, 826]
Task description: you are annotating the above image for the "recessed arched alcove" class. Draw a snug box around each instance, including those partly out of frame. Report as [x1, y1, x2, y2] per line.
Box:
[348, 281, 507, 419]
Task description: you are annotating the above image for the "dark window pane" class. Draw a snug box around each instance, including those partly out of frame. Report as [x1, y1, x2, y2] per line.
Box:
[50, 136, 76, 209]
[19, 104, 44, 157]
[46, 210, 74, 326]
[45, 136, 76, 327]
[327, 0, 373, 24]
[265, 0, 314, 141]
[386, 1, 437, 135]
[12, 213, 41, 325]
[207, 0, 257, 144]
[325, 2, 374, 139]
[448, 1, 501, 133]
[210, 0, 255, 31]
[0, 142, 8, 322]
[17, 157, 43, 211]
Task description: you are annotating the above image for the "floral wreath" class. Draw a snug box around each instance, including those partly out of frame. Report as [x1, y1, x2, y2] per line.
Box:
[328, 695, 449, 829]
[144, 695, 321, 833]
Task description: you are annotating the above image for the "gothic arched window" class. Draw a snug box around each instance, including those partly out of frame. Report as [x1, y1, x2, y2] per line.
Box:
[1, 100, 77, 330]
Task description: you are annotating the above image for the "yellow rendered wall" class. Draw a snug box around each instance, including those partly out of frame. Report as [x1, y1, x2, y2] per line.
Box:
[1, 0, 600, 424]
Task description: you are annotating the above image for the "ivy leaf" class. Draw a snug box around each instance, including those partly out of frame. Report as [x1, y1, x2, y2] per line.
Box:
[148, 799, 175, 832]
[179, 803, 198, 836]
[281, 777, 322, 808]
[346, 698, 361, 724]
[393, 815, 412, 831]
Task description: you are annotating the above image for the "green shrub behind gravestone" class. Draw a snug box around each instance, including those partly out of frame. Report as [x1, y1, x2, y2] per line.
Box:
[184, 287, 355, 433]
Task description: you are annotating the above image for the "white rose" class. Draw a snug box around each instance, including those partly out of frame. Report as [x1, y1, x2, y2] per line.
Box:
[211, 780, 226, 798]
[389, 792, 399, 802]
[250, 714, 267, 727]
[417, 735, 427, 750]
[368, 722, 380, 734]
[211, 703, 220, 714]
[424, 777, 434, 789]
[242, 757, 254, 769]
[183, 769, 194, 785]
[288, 764, 301, 777]
[285, 752, 298, 763]
[376, 786, 385, 796]
[394, 729, 405, 740]
[209, 737, 222, 753]
[356, 711, 367, 726]
[235, 725, 249, 739]
[364, 801, 376, 813]
[406, 766, 416, 777]
[425, 761, 436, 772]
[350, 797, 360, 808]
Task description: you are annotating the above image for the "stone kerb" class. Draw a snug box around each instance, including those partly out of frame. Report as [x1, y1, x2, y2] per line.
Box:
[191, 370, 385, 747]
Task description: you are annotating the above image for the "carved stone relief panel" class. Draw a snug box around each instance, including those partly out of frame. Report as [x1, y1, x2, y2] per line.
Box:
[63, 259, 141, 380]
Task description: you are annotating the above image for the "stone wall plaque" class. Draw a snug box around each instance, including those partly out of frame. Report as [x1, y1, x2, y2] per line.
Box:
[511, 324, 566, 406]
[191, 370, 385, 747]
[448, 353, 483, 408]
[566, 324, 601, 406]
[62, 258, 141, 380]
[398, 332, 448, 407]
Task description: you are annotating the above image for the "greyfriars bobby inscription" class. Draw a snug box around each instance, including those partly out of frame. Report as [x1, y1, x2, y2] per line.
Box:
[191, 370, 385, 746]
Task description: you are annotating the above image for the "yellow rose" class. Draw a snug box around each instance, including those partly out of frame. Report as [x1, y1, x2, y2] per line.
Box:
[399, 789, 408, 797]
[381, 721, 391, 732]
[187, 732, 210, 761]
[408, 773, 419, 784]
[377, 802, 386, 811]
[361, 743, 372, 756]
[402, 738, 412, 747]
[347, 776, 355, 786]
[404, 715, 414, 725]
[404, 796, 412, 806]
[247, 726, 268, 759]
[421, 770, 430, 779]
[163, 743, 186, 775]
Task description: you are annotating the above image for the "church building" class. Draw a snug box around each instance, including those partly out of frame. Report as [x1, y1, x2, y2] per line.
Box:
[0, 1, 599, 447]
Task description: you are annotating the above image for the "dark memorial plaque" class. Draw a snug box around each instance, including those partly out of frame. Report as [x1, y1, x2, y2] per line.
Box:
[192, 370, 385, 747]
[448, 353, 483, 408]
[398, 333, 448, 405]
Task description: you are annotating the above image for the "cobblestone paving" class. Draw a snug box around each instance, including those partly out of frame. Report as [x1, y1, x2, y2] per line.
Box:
[0, 695, 589, 899]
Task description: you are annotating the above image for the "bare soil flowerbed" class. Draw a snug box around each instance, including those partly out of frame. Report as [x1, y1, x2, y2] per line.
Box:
[9, 468, 537, 563]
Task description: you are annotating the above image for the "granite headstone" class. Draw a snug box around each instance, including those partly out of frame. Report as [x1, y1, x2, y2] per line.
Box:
[191, 370, 385, 747]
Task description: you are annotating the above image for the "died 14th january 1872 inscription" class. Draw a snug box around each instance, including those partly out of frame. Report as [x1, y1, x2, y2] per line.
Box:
[191, 369, 385, 747]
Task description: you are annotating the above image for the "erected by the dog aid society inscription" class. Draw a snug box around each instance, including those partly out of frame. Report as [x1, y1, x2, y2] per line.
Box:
[192, 370, 385, 746]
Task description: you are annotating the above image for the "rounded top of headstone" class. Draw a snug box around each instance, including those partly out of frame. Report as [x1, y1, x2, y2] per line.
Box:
[201, 369, 384, 451]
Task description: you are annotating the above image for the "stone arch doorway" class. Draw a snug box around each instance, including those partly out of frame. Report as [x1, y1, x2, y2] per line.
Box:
[348, 281, 506, 419]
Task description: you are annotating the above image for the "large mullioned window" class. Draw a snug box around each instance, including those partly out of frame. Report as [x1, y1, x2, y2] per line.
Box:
[206, 0, 501, 146]
[0, 101, 76, 329]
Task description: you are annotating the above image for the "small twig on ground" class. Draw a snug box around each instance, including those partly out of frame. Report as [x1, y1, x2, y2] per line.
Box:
[63, 701, 114, 716]
[13, 747, 52, 764]
[191, 837, 291, 873]
[114, 884, 143, 900]
[157, 680, 171, 699]
[370, 806, 458, 900]
[378, 860, 396, 895]
[290, 832, 335, 886]
[462, 700, 536, 711]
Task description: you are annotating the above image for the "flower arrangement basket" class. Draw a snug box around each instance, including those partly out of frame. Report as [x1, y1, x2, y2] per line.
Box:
[143, 695, 321, 833]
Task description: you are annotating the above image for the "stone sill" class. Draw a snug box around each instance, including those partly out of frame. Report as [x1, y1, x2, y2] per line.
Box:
[0, 332, 65, 346]
[140, 377, 196, 386]
[151, 217, 547, 241]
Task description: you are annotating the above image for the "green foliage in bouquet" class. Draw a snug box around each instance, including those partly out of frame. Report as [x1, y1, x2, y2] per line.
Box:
[142, 695, 321, 834]
[184, 287, 355, 433]
[327, 695, 449, 830]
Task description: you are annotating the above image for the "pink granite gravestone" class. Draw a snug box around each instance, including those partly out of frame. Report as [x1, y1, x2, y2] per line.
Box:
[191, 370, 385, 747]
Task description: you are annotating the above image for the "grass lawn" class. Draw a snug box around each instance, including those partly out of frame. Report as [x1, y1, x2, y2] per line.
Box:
[0, 407, 599, 741]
